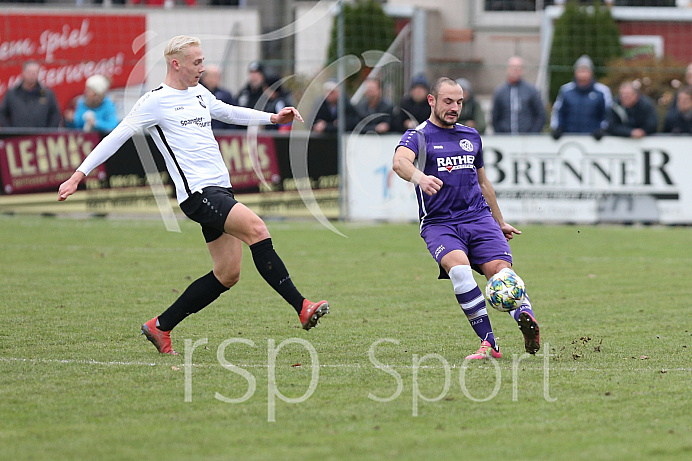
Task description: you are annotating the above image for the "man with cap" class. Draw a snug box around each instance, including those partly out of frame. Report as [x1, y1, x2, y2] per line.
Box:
[392, 73, 431, 132]
[550, 54, 612, 139]
[237, 61, 266, 110]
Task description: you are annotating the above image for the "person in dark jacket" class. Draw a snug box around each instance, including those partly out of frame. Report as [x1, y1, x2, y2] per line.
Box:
[550, 55, 611, 139]
[491, 56, 545, 134]
[606, 81, 658, 138]
[236, 61, 265, 110]
[200, 64, 238, 130]
[392, 73, 431, 132]
[665, 63, 692, 121]
[312, 80, 359, 133]
[0, 60, 61, 128]
[262, 74, 293, 132]
[355, 77, 394, 134]
[663, 86, 692, 134]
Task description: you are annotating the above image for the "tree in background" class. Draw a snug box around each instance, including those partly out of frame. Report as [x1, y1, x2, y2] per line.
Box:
[549, 1, 623, 102]
[326, 0, 396, 93]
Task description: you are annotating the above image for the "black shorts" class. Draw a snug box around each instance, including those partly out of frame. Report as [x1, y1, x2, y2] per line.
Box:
[179, 186, 238, 243]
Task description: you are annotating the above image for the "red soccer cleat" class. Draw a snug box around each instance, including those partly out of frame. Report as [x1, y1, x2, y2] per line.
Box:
[518, 312, 541, 355]
[141, 317, 178, 355]
[299, 299, 329, 330]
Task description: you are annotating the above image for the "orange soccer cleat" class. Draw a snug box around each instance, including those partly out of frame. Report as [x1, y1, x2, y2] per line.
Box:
[141, 317, 178, 355]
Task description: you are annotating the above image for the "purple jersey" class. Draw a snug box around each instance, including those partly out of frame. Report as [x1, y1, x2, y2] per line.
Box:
[397, 121, 490, 229]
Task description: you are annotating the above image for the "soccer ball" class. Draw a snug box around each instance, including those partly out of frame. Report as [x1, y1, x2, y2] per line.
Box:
[485, 268, 526, 312]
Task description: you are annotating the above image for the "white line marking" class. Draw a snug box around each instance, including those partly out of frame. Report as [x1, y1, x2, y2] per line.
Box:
[1, 357, 157, 367]
[1, 357, 689, 372]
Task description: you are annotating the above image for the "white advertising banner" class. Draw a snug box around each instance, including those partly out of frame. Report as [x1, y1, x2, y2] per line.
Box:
[344, 133, 419, 222]
[344, 134, 692, 225]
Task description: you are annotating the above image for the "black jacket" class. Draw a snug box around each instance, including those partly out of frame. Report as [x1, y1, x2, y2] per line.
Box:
[0, 82, 61, 128]
[606, 95, 658, 137]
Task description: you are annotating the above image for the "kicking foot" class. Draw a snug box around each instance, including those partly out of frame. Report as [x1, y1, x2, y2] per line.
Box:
[299, 299, 329, 330]
[518, 312, 541, 355]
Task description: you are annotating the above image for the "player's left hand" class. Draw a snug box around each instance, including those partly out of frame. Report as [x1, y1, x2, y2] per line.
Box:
[271, 107, 303, 125]
[499, 222, 521, 241]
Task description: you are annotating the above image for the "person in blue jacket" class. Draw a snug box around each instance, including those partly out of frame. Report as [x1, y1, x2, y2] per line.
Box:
[550, 55, 612, 139]
[65, 75, 119, 134]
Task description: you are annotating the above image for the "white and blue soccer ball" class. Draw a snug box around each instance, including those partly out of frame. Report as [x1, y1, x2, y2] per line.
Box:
[485, 268, 526, 312]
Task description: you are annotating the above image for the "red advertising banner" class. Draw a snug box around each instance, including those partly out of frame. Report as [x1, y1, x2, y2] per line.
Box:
[0, 13, 146, 111]
[216, 134, 281, 190]
[0, 132, 106, 194]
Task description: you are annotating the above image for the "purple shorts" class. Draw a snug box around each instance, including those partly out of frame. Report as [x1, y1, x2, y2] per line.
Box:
[421, 214, 512, 278]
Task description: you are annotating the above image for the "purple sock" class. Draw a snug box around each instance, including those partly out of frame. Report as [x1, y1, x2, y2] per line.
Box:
[511, 292, 535, 322]
[456, 287, 498, 351]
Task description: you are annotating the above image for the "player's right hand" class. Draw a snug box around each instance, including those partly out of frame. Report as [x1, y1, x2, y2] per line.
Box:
[58, 171, 86, 201]
[58, 179, 77, 202]
[58, 180, 77, 201]
[418, 175, 443, 196]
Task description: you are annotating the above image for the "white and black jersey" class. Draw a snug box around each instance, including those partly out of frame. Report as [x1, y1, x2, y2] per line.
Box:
[77, 83, 274, 203]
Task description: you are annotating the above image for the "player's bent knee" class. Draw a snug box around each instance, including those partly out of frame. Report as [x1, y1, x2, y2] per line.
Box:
[214, 268, 240, 288]
[250, 221, 271, 242]
[482, 260, 512, 279]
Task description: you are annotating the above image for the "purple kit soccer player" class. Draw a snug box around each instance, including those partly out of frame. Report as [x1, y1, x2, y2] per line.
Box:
[393, 77, 540, 359]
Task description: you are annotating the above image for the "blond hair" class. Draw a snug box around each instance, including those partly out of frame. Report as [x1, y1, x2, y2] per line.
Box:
[164, 35, 201, 65]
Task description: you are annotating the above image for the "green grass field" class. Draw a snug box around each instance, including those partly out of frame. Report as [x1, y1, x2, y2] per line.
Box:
[1, 215, 690, 460]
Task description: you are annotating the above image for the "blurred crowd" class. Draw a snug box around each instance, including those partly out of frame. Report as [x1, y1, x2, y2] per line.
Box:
[2, 56, 691, 137]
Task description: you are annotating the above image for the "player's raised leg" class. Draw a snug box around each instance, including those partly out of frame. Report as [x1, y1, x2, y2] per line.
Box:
[223, 202, 328, 329]
[481, 260, 540, 355]
[513, 293, 540, 354]
[442, 251, 501, 360]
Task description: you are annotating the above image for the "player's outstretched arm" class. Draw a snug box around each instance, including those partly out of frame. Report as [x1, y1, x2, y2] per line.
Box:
[393, 145, 442, 196]
[477, 166, 521, 240]
[271, 107, 303, 125]
[58, 171, 86, 201]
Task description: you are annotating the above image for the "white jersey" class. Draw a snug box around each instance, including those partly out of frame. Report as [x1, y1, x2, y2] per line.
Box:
[77, 83, 274, 203]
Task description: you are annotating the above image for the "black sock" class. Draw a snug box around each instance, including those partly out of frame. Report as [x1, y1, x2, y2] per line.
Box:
[157, 271, 229, 331]
[250, 238, 304, 313]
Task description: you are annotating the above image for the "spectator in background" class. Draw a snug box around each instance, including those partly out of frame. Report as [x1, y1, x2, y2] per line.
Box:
[492, 56, 545, 134]
[456, 77, 486, 134]
[128, 0, 197, 6]
[355, 77, 393, 134]
[0, 60, 61, 128]
[665, 62, 692, 120]
[392, 73, 431, 132]
[64, 75, 119, 134]
[551, 55, 611, 139]
[237, 61, 266, 110]
[200, 64, 237, 130]
[663, 86, 692, 134]
[262, 74, 293, 132]
[312, 80, 359, 133]
[606, 81, 658, 138]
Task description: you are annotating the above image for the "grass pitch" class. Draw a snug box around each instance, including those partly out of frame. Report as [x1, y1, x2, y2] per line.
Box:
[0, 215, 690, 460]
